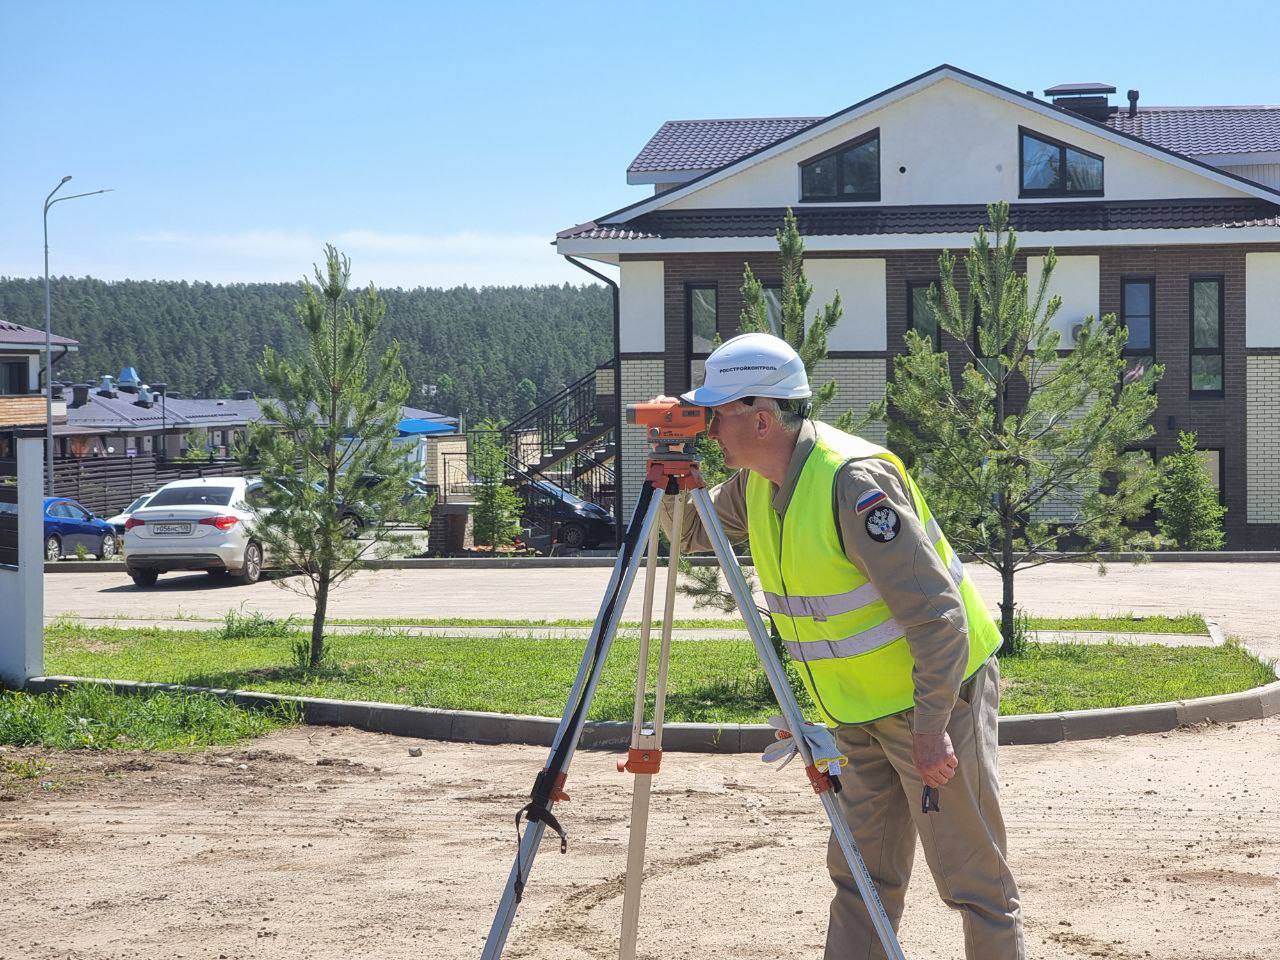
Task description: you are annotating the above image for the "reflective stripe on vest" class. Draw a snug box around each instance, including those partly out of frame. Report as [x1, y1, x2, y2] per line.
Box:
[763, 581, 885, 621]
[781, 618, 905, 662]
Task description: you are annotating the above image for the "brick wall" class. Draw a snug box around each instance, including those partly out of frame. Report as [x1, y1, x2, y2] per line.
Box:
[626, 243, 1280, 547]
[617, 357, 665, 517]
[1246, 355, 1280, 524]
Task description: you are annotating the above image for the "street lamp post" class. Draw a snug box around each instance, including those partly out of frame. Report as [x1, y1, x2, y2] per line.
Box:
[43, 176, 112, 495]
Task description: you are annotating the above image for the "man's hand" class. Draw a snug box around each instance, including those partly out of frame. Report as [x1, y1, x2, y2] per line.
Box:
[912, 731, 958, 788]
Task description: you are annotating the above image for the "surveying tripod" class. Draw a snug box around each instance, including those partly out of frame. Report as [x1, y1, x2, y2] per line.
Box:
[481, 401, 907, 960]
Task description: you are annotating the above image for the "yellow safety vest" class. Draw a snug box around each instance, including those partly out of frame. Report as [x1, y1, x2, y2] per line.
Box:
[746, 422, 1002, 726]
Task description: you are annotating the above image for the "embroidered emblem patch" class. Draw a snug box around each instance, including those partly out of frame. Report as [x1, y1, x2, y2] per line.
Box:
[855, 489, 887, 514]
[865, 506, 900, 543]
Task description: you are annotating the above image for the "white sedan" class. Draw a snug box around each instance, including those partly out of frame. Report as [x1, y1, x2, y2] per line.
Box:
[123, 477, 266, 588]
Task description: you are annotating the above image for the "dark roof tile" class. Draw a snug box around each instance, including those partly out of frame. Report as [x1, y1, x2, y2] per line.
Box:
[628, 118, 822, 174]
[1105, 106, 1280, 156]
[560, 199, 1280, 241]
[625, 106, 1280, 181]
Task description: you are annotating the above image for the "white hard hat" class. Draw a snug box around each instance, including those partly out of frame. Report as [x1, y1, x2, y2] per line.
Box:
[681, 332, 812, 407]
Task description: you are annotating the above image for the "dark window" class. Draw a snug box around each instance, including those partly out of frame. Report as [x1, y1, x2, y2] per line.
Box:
[1189, 277, 1224, 395]
[0, 361, 27, 395]
[687, 284, 718, 357]
[1019, 128, 1104, 197]
[800, 130, 880, 202]
[763, 284, 783, 337]
[906, 281, 940, 349]
[147, 485, 236, 507]
[1121, 278, 1155, 384]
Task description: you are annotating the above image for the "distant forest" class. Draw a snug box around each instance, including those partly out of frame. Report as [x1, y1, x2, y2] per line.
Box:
[0, 277, 612, 423]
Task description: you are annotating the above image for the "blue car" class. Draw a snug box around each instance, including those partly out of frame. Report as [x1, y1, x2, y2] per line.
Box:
[44, 497, 119, 561]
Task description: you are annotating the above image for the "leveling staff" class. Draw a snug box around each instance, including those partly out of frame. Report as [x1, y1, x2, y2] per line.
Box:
[653, 332, 1024, 959]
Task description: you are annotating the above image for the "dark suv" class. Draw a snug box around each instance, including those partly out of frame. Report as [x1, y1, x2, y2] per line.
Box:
[528, 480, 615, 549]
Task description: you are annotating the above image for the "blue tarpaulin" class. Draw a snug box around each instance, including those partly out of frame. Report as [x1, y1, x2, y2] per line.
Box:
[397, 418, 457, 437]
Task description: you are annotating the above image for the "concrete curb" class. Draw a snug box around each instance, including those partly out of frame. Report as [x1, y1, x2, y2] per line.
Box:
[43, 550, 1280, 573]
[25, 665, 1280, 752]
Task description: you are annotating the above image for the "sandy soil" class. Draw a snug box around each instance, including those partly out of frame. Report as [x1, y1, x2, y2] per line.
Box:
[2, 719, 1277, 960]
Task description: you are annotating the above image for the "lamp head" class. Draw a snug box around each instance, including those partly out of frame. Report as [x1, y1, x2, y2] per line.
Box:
[60, 175, 72, 184]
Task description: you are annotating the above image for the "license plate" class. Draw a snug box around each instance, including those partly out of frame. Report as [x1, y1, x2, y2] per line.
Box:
[153, 522, 192, 536]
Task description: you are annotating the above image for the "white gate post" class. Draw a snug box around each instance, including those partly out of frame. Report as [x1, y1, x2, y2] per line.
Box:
[0, 436, 45, 687]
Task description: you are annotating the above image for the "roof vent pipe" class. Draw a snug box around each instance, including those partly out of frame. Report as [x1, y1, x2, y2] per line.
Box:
[98, 375, 116, 398]
[1127, 89, 1140, 116]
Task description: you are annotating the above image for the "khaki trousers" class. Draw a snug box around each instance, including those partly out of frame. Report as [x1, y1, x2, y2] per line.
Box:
[824, 657, 1024, 960]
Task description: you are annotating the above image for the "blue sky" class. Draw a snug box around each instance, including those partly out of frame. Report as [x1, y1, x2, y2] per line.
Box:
[2, 0, 1276, 289]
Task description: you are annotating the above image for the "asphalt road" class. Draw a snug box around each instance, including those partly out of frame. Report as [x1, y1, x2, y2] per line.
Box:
[43, 560, 1280, 661]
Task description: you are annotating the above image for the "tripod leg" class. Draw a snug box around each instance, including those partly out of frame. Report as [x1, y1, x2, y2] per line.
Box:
[482, 484, 666, 960]
[617, 494, 685, 960]
[687, 486, 909, 960]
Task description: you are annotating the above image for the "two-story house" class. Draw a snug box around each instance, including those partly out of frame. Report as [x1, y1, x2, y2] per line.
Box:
[0, 319, 77, 459]
[556, 64, 1280, 549]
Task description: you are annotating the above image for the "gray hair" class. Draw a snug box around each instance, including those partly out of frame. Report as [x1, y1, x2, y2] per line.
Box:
[751, 396, 805, 435]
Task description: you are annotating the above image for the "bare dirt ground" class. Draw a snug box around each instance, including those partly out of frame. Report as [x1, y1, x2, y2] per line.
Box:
[3, 719, 1277, 960]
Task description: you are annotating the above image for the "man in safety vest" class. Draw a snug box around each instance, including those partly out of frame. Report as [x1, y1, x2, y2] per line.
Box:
[655, 332, 1024, 959]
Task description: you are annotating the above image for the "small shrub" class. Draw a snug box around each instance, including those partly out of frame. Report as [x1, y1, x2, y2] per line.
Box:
[73, 544, 89, 561]
[998, 608, 1033, 659]
[1156, 431, 1226, 549]
[221, 607, 296, 640]
[290, 634, 333, 673]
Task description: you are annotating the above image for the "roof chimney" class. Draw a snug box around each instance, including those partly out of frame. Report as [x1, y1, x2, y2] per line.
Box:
[1127, 89, 1140, 117]
[233, 389, 252, 401]
[117, 366, 141, 394]
[1043, 82, 1118, 122]
[135, 386, 153, 408]
[152, 382, 168, 396]
[72, 383, 90, 407]
[97, 375, 117, 398]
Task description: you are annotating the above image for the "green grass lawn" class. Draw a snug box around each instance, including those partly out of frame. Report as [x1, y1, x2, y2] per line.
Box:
[79, 612, 1211, 635]
[0, 683, 297, 751]
[43, 622, 1270, 724]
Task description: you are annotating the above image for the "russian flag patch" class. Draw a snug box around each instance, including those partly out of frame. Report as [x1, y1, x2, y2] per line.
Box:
[855, 489, 887, 514]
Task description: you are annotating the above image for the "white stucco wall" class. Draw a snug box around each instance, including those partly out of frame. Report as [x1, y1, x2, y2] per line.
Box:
[1026, 255, 1100, 345]
[662, 77, 1248, 211]
[1246, 252, 1280, 348]
[619, 261, 665, 353]
[805, 259, 886, 350]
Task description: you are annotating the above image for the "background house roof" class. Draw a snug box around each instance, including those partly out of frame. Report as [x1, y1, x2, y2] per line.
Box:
[559, 198, 1280, 241]
[626, 106, 1280, 181]
[0, 320, 79, 348]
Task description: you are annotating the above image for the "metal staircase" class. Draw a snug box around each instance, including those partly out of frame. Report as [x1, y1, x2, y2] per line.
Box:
[460, 360, 618, 549]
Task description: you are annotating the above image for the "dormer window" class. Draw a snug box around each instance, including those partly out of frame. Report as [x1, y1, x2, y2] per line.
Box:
[1019, 127, 1103, 197]
[800, 130, 880, 202]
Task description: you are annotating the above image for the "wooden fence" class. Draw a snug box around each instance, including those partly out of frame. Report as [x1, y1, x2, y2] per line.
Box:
[48, 456, 247, 516]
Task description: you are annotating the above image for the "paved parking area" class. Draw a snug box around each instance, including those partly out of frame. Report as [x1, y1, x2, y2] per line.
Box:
[44, 561, 1280, 661]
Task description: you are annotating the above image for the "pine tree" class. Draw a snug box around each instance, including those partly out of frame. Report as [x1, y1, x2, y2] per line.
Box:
[470, 420, 523, 548]
[239, 246, 432, 670]
[1156, 431, 1226, 549]
[883, 202, 1162, 651]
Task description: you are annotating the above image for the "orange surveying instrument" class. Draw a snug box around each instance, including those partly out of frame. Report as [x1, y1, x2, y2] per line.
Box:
[481, 399, 908, 960]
